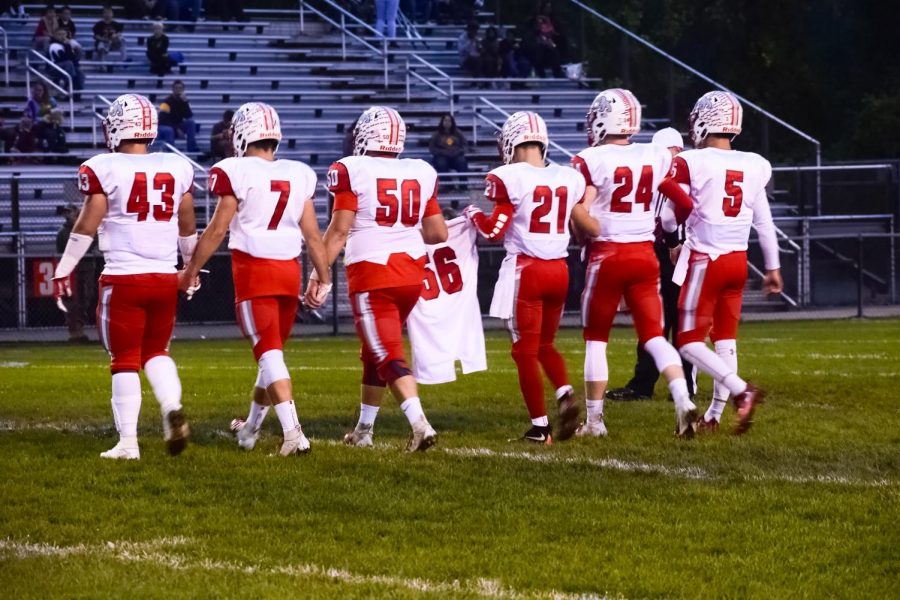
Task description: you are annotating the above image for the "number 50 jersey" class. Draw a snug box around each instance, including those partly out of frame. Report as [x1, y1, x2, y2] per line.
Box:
[209, 156, 317, 260]
[78, 152, 195, 275]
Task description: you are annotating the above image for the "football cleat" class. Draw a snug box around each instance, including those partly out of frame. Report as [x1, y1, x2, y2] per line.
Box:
[405, 416, 437, 452]
[674, 401, 698, 439]
[231, 418, 261, 451]
[733, 383, 765, 435]
[279, 426, 311, 456]
[521, 424, 553, 445]
[343, 423, 374, 448]
[695, 417, 720, 434]
[606, 387, 652, 402]
[163, 409, 189, 456]
[100, 440, 140, 460]
[575, 418, 608, 438]
[555, 388, 580, 442]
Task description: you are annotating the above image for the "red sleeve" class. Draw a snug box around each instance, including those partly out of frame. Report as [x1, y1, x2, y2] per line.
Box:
[208, 166, 235, 197]
[423, 179, 441, 217]
[327, 161, 358, 213]
[472, 199, 514, 241]
[77, 165, 104, 195]
[658, 155, 693, 223]
[667, 155, 691, 185]
[571, 155, 594, 187]
[483, 173, 510, 203]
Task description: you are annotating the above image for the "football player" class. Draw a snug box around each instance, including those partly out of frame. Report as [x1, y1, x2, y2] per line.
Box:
[179, 102, 331, 456]
[572, 89, 698, 438]
[465, 111, 599, 444]
[53, 94, 196, 460]
[658, 91, 782, 434]
[322, 106, 447, 452]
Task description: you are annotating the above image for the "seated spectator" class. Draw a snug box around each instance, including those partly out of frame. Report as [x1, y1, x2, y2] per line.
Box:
[93, 6, 128, 64]
[480, 25, 501, 80]
[209, 109, 234, 161]
[147, 21, 174, 75]
[157, 80, 199, 152]
[57, 5, 84, 59]
[429, 113, 468, 183]
[458, 20, 481, 78]
[49, 29, 86, 90]
[33, 5, 59, 52]
[10, 116, 39, 154]
[4, 0, 27, 19]
[528, 1, 564, 78]
[24, 82, 59, 124]
[36, 111, 68, 154]
[499, 28, 531, 81]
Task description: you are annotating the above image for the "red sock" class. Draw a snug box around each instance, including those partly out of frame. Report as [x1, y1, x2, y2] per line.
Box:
[538, 343, 569, 390]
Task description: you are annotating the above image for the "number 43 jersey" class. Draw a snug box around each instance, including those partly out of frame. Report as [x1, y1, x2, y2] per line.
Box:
[78, 152, 195, 275]
[407, 217, 487, 384]
[209, 156, 317, 260]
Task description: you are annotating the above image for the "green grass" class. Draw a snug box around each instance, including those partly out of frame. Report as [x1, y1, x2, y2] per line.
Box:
[1, 319, 899, 599]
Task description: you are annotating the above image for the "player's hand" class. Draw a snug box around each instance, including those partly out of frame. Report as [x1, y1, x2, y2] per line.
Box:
[763, 269, 783, 295]
[303, 278, 332, 309]
[669, 245, 682, 266]
[53, 275, 72, 313]
[463, 204, 483, 222]
[177, 269, 197, 293]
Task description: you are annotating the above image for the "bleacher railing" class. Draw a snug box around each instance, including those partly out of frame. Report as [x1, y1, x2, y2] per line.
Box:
[0, 25, 9, 85]
[25, 50, 75, 132]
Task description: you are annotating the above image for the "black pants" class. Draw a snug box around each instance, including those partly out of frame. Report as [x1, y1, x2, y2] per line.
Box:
[625, 243, 695, 397]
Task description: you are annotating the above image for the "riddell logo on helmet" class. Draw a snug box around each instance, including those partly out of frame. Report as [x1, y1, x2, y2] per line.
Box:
[258, 132, 281, 140]
[520, 133, 545, 142]
[131, 131, 156, 138]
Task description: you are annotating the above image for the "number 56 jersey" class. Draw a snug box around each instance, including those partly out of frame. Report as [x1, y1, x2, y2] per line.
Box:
[78, 152, 195, 275]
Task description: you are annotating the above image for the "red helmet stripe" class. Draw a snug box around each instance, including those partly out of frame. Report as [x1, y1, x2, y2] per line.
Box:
[134, 95, 152, 130]
[614, 89, 636, 128]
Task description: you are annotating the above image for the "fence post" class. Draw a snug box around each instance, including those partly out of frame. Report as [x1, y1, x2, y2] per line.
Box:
[801, 218, 810, 306]
[16, 234, 26, 329]
[890, 216, 896, 304]
[11, 175, 20, 232]
[857, 234, 864, 318]
[340, 14, 346, 60]
[299, 0, 304, 31]
[383, 38, 388, 88]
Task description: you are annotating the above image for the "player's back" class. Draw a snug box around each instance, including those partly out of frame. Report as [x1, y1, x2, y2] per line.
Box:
[487, 162, 586, 260]
[209, 156, 316, 260]
[330, 155, 439, 265]
[78, 151, 194, 275]
[675, 147, 772, 253]
[573, 142, 671, 242]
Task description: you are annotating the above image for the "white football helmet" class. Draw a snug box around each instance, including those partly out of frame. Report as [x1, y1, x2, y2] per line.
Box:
[498, 111, 549, 165]
[104, 93, 157, 151]
[353, 106, 406, 155]
[689, 91, 743, 146]
[231, 102, 282, 157]
[586, 88, 641, 146]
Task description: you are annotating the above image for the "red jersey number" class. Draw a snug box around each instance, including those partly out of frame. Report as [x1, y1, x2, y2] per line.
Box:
[126, 172, 175, 222]
[529, 186, 569, 234]
[722, 170, 744, 217]
[610, 165, 654, 213]
[268, 180, 291, 230]
[421, 246, 463, 301]
[376, 179, 422, 227]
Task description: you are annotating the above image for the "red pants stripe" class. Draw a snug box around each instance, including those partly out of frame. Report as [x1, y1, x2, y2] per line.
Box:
[677, 250, 747, 347]
[235, 296, 298, 361]
[96, 273, 178, 373]
[351, 285, 421, 386]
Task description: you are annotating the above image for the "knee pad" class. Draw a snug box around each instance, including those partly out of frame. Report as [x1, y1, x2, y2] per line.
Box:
[678, 341, 706, 364]
[362, 361, 386, 387]
[643, 336, 682, 372]
[584, 340, 608, 382]
[258, 349, 290, 388]
[376, 359, 411, 385]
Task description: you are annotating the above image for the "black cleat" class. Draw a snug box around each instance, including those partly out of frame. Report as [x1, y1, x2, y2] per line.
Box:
[556, 389, 580, 442]
[606, 387, 652, 401]
[520, 424, 552, 445]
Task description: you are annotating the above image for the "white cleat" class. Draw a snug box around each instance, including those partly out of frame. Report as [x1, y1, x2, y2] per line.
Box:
[279, 426, 311, 456]
[406, 416, 437, 452]
[343, 423, 374, 447]
[100, 440, 140, 460]
[231, 418, 261, 451]
[575, 418, 608, 438]
[675, 400, 698, 439]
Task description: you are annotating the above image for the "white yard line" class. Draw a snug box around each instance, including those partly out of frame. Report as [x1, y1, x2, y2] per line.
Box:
[0, 537, 617, 600]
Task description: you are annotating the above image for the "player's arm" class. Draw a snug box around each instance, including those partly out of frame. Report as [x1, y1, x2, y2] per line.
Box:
[52, 192, 107, 308]
[657, 156, 694, 223]
[322, 161, 357, 265]
[420, 182, 448, 244]
[178, 194, 236, 292]
[751, 189, 783, 295]
[176, 191, 198, 264]
[322, 209, 354, 266]
[299, 199, 332, 308]
[570, 202, 600, 238]
[465, 174, 513, 241]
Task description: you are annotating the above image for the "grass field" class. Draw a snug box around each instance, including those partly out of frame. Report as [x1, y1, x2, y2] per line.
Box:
[1, 318, 898, 599]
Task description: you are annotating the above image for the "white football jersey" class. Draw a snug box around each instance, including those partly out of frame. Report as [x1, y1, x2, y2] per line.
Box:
[408, 217, 487, 384]
[572, 142, 672, 242]
[485, 162, 586, 260]
[209, 156, 316, 260]
[78, 152, 195, 275]
[672, 148, 774, 257]
[328, 155, 439, 266]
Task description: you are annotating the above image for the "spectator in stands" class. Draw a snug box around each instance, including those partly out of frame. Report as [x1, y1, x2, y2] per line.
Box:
[374, 0, 399, 39]
[57, 5, 84, 59]
[56, 204, 95, 342]
[500, 28, 531, 81]
[178, 0, 201, 31]
[33, 5, 60, 52]
[4, 1, 27, 19]
[147, 21, 174, 75]
[93, 6, 128, 64]
[37, 110, 68, 155]
[49, 29, 86, 90]
[24, 82, 59, 124]
[10, 116, 39, 154]
[429, 113, 468, 180]
[527, 1, 564, 78]
[458, 20, 481, 77]
[209, 109, 234, 161]
[480, 25, 501, 80]
[157, 80, 199, 152]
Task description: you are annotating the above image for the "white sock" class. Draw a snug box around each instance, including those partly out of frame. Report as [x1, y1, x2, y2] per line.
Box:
[273, 400, 300, 433]
[358, 403, 380, 428]
[400, 397, 425, 426]
[586, 399, 604, 421]
[705, 399, 727, 423]
[531, 416, 549, 427]
[713, 339, 737, 402]
[667, 378, 692, 411]
[555, 384, 573, 400]
[679, 342, 747, 396]
[246, 400, 269, 430]
[111, 371, 142, 439]
[143, 355, 182, 415]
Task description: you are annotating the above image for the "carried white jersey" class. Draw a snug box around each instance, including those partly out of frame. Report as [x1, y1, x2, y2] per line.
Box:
[209, 156, 316, 260]
[408, 218, 487, 384]
[78, 152, 194, 275]
[572, 142, 672, 243]
[328, 155, 439, 266]
[485, 162, 586, 260]
[672, 148, 776, 261]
